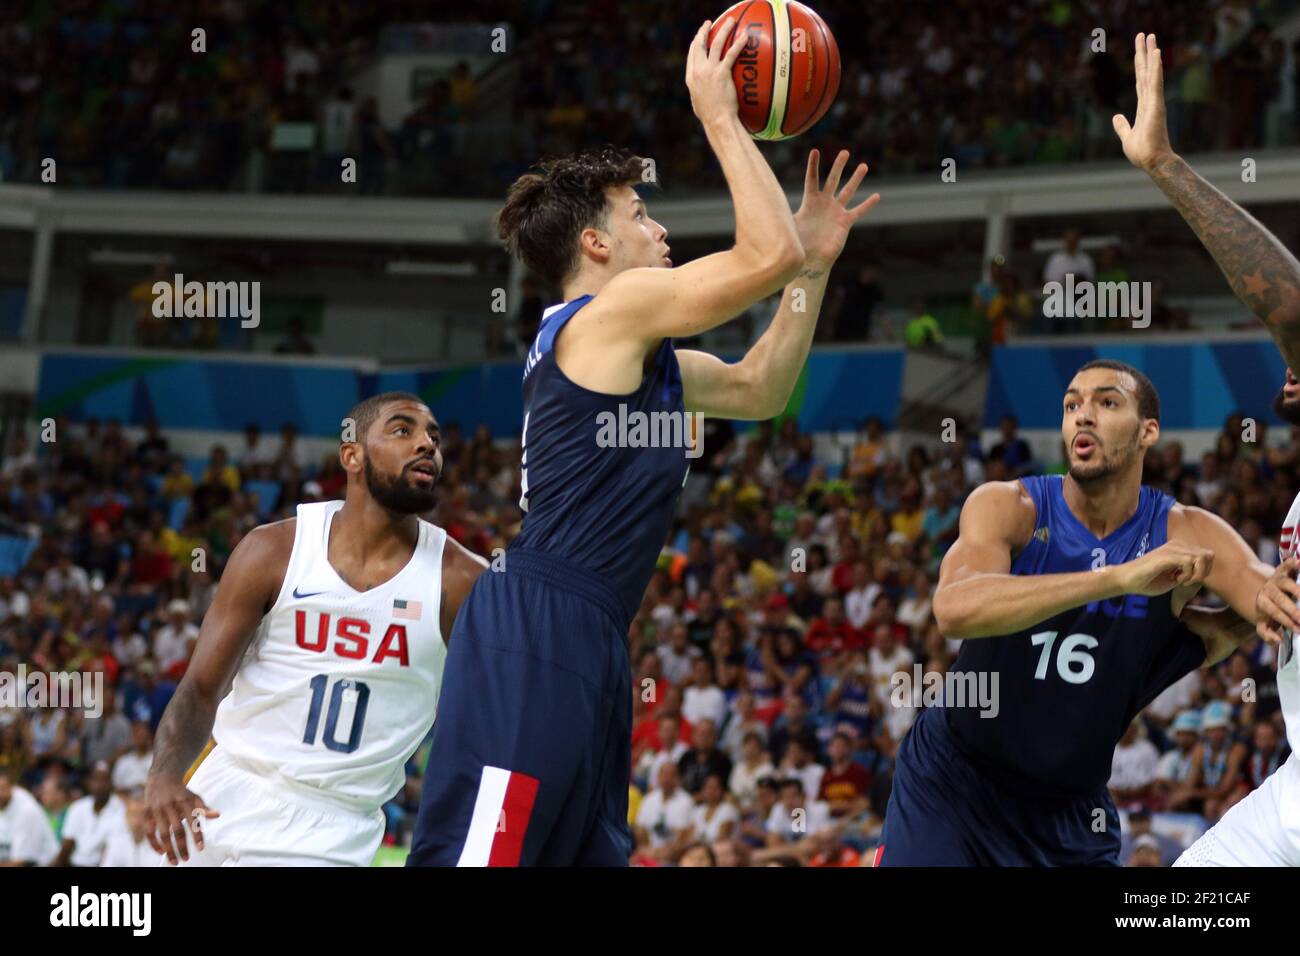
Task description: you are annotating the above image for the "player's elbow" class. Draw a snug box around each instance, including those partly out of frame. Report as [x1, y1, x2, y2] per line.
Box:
[738, 237, 804, 287]
[931, 591, 971, 639]
[1265, 303, 1300, 336]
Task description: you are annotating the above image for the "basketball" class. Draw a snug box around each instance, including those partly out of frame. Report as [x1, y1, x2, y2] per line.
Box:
[707, 0, 841, 141]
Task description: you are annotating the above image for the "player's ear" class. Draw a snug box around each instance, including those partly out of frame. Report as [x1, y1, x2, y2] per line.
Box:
[339, 441, 364, 474]
[578, 225, 612, 265]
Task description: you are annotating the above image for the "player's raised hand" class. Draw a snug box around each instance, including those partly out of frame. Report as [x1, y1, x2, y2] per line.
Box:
[793, 149, 880, 271]
[1112, 32, 1175, 173]
[143, 774, 220, 864]
[686, 18, 748, 128]
[1255, 558, 1300, 645]
[1114, 540, 1215, 596]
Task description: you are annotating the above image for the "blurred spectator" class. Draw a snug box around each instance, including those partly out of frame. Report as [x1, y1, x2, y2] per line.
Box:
[54, 762, 126, 867]
[1109, 719, 1160, 810]
[0, 771, 59, 866]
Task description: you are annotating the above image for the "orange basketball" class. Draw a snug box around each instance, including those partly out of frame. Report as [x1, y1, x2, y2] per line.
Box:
[707, 0, 841, 141]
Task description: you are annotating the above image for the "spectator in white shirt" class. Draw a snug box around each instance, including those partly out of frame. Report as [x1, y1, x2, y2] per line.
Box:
[656, 622, 701, 687]
[102, 798, 159, 867]
[634, 762, 695, 854]
[1042, 227, 1095, 287]
[1109, 720, 1160, 809]
[688, 773, 739, 844]
[112, 721, 154, 795]
[844, 562, 881, 630]
[682, 657, 727, 729]
[720, 691, 768, 764]
[765, 778, 833, 845]
[1145, 669, 1200, 731]
[1155, 710, 1201, 806]
[728, 731, 776, 809]
[0, 773, 59, 866]
[44, 551, 91, 598]
[650, 587, 689, 636]
[111, 612, 150, 667]
[154, 599, 199, 677]
[779, 738, 825, 803]
[55, 763, 128, 867]
[637, 714, 689, 790]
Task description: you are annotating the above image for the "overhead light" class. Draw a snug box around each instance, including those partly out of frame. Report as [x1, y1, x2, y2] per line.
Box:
[1030, 235, 1120, 253]
[89, 249, 176, 266]
[385, 260, 477, 276]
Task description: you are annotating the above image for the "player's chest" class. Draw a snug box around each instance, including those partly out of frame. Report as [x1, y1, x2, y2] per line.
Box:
[266, 598, 443, 676]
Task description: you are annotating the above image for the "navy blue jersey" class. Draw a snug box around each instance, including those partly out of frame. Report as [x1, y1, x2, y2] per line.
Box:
[511, 295, 689, 625]
[943, 475, 1206, 798]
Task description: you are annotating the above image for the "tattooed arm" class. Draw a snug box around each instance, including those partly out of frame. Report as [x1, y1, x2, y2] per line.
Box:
[142, 520, 293, 863]
[1113, 33, 1300, 367]
[679, 149, 879, 420]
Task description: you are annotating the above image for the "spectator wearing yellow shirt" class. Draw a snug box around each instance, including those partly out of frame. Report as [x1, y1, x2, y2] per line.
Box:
[849, 416, 887, 482]
[202, 446, 241, 493]
[159, 456, 194, 500]
[889, 482, 925, 542]
[159, 515, 206, 567]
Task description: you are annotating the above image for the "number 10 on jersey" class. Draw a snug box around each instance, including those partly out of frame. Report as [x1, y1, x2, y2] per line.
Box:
[303, 674, 370, 753]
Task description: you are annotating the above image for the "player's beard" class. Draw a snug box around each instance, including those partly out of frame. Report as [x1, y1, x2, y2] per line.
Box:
[1067, 425, 1140, 485]
[1272, 387, 1300, 426]
[363, 456, 438, 514]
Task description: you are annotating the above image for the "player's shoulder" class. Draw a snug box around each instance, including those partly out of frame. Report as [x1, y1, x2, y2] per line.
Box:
[230, 514, 298, 567]
[439, 531, 489, 581]
[963, 478, 1037, 515]
[577, 267, 666, 329]
[958, 479, 1038, 541]
[1165, 501, 1227, 542]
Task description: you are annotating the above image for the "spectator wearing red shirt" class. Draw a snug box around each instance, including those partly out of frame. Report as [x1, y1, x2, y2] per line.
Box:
[127, 530, 174, 592]
[831, 535, 862, 594]
[804, 597, 866, 662]
[818, 732, 872, 818]
[78, 630, 121, 687]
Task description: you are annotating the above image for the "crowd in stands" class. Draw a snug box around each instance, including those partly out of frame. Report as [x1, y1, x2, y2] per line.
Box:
[1, 401, 1296, 866]
[4, 0, 1299, 197]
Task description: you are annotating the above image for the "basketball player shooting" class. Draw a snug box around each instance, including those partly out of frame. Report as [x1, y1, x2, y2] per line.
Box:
[406, 18, 877, 866]
[1114, 31, 1300, 866]
[142, 393, 487, 866]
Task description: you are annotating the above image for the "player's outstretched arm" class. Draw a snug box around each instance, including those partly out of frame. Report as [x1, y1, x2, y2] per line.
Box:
[933, 482, 1213, 639]
[143, 520, 291, 863]
[594, 19, 803, 344]
[1114, 32, 1300, 369]
[678, 149, 879, 419]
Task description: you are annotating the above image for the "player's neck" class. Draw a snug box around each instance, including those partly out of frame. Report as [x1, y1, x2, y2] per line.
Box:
[1061, 469, 1142, 539]
[332, 495, 420, 562]
[561, 264, 619, 303]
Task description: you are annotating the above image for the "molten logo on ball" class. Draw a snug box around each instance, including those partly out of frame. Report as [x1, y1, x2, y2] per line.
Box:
[709, 0, 841, 141]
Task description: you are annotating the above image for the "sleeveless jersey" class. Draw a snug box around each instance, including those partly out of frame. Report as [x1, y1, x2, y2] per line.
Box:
[1275, 490, 1300, 754]
[944, 475, 1206, 797]
[511, 295, 690, 624]
[211, 501, 447, 813]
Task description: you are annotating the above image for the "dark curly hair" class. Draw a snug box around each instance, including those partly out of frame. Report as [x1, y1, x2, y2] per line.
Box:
[496, 146, 646, 286]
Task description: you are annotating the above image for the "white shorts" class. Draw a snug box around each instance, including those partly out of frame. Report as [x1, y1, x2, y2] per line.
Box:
[1173, 751, 1300, 867]
[165, 746, 385, 867]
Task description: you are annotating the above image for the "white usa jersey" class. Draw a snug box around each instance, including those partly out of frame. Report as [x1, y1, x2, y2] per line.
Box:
[1277, 491, 1300, 755]
[211, 501, 447, 813]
